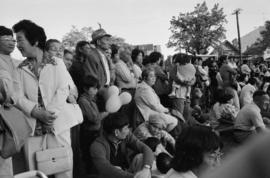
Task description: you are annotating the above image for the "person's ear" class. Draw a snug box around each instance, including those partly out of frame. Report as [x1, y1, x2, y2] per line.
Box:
[34, 41, 39, 47]
[114, 129, 120, 137]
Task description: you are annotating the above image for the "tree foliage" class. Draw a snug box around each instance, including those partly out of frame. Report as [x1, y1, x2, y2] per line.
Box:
[62, 26, 93, 49]
[62, 25, 131, 50]
[168, 1, 227, 55]
[244, 21, 270, 55]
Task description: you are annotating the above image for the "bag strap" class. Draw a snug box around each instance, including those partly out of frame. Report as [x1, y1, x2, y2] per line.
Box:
[41, 134, 48, 150]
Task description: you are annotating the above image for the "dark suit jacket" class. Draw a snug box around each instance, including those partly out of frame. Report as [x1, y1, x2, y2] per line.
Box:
[83, 47, 107, 87]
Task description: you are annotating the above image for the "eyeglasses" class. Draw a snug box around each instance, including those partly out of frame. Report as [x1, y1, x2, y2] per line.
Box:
[0, 37, 16, 43]
[208, 150, 223, 161]
[150, 123, 163, 131]
[49, 47, 64, 53]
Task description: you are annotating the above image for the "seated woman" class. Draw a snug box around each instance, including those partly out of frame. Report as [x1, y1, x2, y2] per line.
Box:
[134, 67, 178, 132]
[113, 46, 137, 95]
[165, 125, 222, 178]
[134, 114, 175, 151]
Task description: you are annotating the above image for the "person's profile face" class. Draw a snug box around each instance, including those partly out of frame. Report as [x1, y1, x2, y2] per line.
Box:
[260, 94, 270, 111]
[116, 125, 130, 140]
[16, 31, 36, 58]
[149, 123, 162, 135]
[63, 53, 73, 70]
[0, 35, 16, 55]
[48, 42, 63, 59]
[145, 71, 156, 86]
[97, 36, 111, 50]
[203, 148, 222, 170]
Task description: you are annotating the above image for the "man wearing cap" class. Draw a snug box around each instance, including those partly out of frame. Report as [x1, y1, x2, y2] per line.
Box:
[134, 114, 175, 148]
[83, 28, 112, 88]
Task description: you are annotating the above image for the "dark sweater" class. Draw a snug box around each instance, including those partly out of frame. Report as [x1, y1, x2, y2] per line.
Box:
[90, 132, 154, 178]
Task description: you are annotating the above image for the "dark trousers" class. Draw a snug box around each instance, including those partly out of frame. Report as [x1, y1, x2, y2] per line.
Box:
[80, 129, 100, 174]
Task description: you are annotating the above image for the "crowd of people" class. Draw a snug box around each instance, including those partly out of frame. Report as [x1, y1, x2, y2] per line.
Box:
[1, 19, 270, 178]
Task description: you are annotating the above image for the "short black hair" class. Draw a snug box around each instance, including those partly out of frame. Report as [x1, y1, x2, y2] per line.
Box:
[111, 44, 119, 59]
[82, 75, 100, 90]
[0, 26, 13, 37]
[148, 51, 162, 64]
[248, 77, 258, 86]
[156, 152, 172, 174]
[218, 90, 234, 104]
[131, 48, 144, 63]
[45, 39, 60, 51]
[75, 40, 90, 58]
[13, 20, 46, 50]
[144, 137, 161, 152]
[174, 53, 189, 65]
[103, 112, 129, 134]
[64, 49, 73, 56]
[141, 67, 155, 81]
[253, 90, 267, 100]
[171, 125, 222, 173]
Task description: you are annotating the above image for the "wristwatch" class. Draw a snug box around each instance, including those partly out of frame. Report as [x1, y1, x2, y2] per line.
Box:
[143, 164, 151, 169]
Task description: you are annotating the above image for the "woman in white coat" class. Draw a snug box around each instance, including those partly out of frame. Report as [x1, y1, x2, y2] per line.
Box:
[13, 19, 75, 178]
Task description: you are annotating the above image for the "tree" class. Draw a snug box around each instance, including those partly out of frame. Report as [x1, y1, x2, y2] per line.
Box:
[167, 1, 227, 55]
[62, 26, 93, 49]
[244, 21, 270, 56]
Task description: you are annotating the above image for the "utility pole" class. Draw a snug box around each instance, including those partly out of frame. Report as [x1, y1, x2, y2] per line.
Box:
[232, 8, 242, 62]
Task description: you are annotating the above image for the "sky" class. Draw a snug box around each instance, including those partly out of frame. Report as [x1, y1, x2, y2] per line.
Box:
[1, 0, 270, 59]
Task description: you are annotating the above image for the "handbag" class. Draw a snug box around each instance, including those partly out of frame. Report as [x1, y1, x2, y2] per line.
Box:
[53, 103, 83, 135]
[35, 134, 72, 175]
[0, 105, 31, 158]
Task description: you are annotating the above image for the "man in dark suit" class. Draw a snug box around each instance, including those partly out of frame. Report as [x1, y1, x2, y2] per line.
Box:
[83, 28, 112, 88]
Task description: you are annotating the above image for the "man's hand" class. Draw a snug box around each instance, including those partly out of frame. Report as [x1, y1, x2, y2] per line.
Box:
[134, 167, 151, 178]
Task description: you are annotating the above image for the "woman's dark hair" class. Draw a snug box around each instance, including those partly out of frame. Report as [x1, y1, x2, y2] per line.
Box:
[174, 53, 189, 65]
[12, 19, 47, 50]
[171, 125, 222, 173]
[156, 153, 172, 174]
[64, 49, 73, 56]
[111, 44, 119, 59]
[45, 39, 60, 51]
[144, 137, 161, 152]
[141, 67, 155, 81]
[218, 91, 234, 104]
[142, 55, 150, 66]
[148, 51, 162, 64]
[131, 48, 144, 63]
[103, 112, 129, 134]
[75, 40, 90, 58]
[82, 75, 100, 90]
[218, 55, 228, 68]
[0, 79, 7, 105]
[0, 26, 13, 37]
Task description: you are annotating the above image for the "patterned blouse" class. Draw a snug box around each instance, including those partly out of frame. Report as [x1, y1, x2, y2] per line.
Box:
[19, 55, 57, 136]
